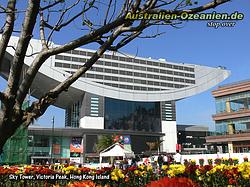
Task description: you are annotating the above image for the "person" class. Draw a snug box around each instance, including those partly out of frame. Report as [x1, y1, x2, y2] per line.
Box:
[163, 154, 168, 165]
[167, 154, 174, 165]
[131, 158, 137, 167]
[157, 154, 163, 169]
[174, 151, 182, 164]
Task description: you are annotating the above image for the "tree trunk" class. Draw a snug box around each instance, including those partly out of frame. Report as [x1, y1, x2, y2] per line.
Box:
[0, 115, 21, 154]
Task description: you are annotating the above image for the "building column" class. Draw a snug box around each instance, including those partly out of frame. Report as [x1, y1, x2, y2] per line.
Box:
[82, 134, 86, 163]
[227, 123, 235, 154]
[225, 100, 231, 113]
[228, 123, 235, 135]
[228, 141, 233, 153]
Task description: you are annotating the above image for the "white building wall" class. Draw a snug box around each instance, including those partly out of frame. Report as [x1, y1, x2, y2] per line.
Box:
[79, 116, 104, 129]
[161, 121, 177, 153]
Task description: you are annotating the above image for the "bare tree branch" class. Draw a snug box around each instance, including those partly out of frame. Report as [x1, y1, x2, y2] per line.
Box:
[104, 0, 113, 25]
[40, 0, 64, 11]
[0, 0, 16, 71]
[23, 26, 123, 123]
[16, 15, 127, 106]
[0, 92, 6, 103]
[4, 0, 40, 101]
[111, 31, 142, 51]
[46, 0, 82, 42]
[150, 0, 230, 14]
[0, 5, 7, 12]
[39, 10, 48, 50]
[0, 0, 232, 154]
[154, 0, 177, 9]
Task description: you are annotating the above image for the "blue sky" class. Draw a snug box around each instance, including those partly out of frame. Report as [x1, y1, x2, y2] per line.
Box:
[0, 1, 249, 130]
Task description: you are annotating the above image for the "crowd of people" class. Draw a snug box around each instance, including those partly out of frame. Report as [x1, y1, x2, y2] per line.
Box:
[113, 152, 182, 170]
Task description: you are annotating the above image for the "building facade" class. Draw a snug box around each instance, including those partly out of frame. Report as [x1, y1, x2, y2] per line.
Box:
[177, 125, 209, 154]
[206, 80, 250, 153]
[27, 127, 163, 164]
[0, 36, 230, 154]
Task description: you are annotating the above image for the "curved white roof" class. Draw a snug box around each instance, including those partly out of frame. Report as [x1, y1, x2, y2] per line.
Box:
[1, 36, 230, 108]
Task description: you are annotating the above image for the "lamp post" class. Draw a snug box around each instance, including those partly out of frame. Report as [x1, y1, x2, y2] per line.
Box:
[50, 116, 55, 164]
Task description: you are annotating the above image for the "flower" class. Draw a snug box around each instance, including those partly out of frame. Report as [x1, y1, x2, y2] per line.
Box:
[161, 165, 168, 171]
[146, 177, 199, 187]
[167, 164, 185, 177]
[134, 170, 139, 175]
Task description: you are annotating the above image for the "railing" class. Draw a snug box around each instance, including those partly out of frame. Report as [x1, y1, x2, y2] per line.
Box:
[218, 79, 250, 88]
[207, 129, 250, 136]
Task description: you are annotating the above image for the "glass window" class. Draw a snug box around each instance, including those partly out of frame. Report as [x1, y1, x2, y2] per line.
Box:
[173, 65, 179, 69]
[166, 64, 172, 68]
[154, 75, 159, 79]
[112, 56, 118, 60]
[153, 68, 159, 73]
[105, 54, 111, 59]
[167, 70, 173, 74]
[139, 60, 146, 65]
[87, 52, 94, 56]
[148, 81, 154, 85]
[72, 50, 80, 55]
[33, 136, 50, 147]
[152, 62, 158, 66]
[63, 63, 70, 68]
[72, 57, 79, 62]
[112, 62, 118, 67]
[147, 67, 154, 72]
[71, 64, 79, 69]
[120, 57, 125, 61]
[80, 51, 86, 56]
[134, 59, 140, 63]
[160, 69, 166, 74]
[134, 79, 142, 84]
[111, 69, 118, 74]
[105, 69, 112, 73]
[63, 56, 71, 61]
[147, 74, 154, 79]
[215, 99, 227, 113]
[230, 98, 248, 112]
[134, 86, 141, 90]
[87, 74, 95, 78]
[96, 67, 103, 72]
[161, 82, 167, 87]
[55, 62, 63, 67]
[105, 61, 112, 66]
[147, 61, 153, 66]
[104, 98, 161, 132]
[96, 61, 103, 65]
[96, 75, 103, 79]
[154, 82, 160, 86]
[104, 75, 112, 80]
[167, 77, 173, 81]
[112, 77, 118, 81]
[55, 55, 63, 60]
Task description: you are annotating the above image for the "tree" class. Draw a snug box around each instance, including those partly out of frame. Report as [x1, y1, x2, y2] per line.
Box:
[96, 135, 114, 153]
[0, 0, 230, 153]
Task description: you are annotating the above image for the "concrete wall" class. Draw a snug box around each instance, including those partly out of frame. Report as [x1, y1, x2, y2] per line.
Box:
[161, 121, 177, 153]
[79, 116, 104, 129]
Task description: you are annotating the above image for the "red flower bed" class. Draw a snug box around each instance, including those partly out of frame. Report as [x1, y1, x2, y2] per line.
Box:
[146, 177, 199, 187]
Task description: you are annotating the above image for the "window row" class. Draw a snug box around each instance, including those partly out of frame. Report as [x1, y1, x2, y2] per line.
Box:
[63, 70, 194, 85]
[58, 63, 195, 84]
[95, 81, 186, 90]
[56, 53, 195, 72]
[84, 73, 193, 86]
[55, 59, 195, 78]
